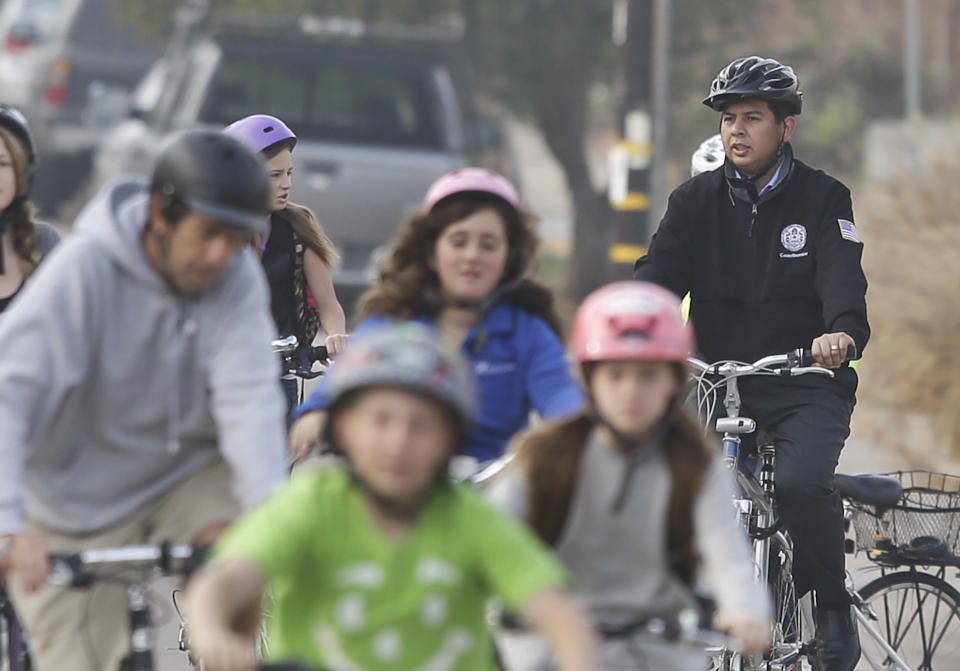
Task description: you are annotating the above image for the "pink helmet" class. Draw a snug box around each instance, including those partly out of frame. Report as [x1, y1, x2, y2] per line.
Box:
[421, 167, 521, 214]
[571, 282, 694, 364]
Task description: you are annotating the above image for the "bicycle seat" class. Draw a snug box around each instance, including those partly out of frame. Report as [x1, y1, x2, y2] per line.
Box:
[833, 473, 902, 508]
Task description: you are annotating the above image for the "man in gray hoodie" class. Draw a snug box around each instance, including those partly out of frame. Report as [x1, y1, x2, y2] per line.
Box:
[0, 129, 288, 671]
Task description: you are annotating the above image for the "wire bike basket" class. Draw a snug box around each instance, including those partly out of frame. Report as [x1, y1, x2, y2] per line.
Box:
[849, 470, 960, 566]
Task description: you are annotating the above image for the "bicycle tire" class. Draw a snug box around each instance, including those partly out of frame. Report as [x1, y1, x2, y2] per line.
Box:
[765, 535, 809, 670]
[858, 570, 960, 670]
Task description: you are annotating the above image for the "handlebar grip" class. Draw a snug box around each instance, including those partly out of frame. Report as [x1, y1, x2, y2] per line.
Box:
[48, 554, 93, 587]
[797, 344, 857, 367]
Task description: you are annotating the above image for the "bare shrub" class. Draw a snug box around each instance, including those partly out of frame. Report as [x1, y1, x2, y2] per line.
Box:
[853, 159, 960, 464]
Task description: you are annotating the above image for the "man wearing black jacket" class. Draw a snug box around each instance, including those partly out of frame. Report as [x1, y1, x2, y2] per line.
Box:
[635, 56, 868, 671]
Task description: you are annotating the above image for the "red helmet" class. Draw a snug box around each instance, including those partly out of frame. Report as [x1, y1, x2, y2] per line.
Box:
[421, 167, 521, 214]
[571, 282, 694, 364]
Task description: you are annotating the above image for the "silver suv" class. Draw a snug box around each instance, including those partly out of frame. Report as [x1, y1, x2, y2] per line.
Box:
[91, 13, 497, 312]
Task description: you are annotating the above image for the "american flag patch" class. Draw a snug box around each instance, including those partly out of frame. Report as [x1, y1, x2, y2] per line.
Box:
[838, 219, 861, 244]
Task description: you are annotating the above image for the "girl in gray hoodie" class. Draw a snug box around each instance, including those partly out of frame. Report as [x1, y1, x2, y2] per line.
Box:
[488, 281, 771, 670]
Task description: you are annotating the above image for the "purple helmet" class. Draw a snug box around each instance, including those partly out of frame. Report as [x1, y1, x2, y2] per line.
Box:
[224, 114, 297, 155]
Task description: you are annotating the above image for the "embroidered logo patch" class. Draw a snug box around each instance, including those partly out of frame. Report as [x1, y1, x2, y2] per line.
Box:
[780, 224, 807, 252]
[838, 219, 861, 243]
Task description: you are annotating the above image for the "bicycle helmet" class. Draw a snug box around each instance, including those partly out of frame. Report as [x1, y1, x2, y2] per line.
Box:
[0, 104, 36, 190]
[421, 167, 521, 214]
[326, 323, 476, 434]
[703, 56, 802, 116]
[572, 281, 694, 365]
[224, 114, 297, 155]
[690, 134, 725, 177]
[150, 129, 270, 232]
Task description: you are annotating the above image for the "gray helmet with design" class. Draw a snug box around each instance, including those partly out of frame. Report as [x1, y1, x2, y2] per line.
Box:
[326, 323, 476, 433]
[703, 56, 802, 116]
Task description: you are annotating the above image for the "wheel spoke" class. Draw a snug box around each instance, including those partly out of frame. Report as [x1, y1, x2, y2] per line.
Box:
[862, 572, 960, 671]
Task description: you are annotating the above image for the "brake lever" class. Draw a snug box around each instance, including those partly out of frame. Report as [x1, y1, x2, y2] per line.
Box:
[790, 366, 835, 378]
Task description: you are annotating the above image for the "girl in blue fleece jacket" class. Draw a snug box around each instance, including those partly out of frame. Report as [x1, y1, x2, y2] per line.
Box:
[290, 168, 583, 464]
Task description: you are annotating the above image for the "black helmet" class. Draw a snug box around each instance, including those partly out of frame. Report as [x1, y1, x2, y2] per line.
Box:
[703, 56, 802, 116]
[149, 129, 270, 232]
[0, 104, 37, 189]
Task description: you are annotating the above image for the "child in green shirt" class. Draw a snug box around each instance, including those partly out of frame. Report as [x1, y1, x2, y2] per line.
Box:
[185, 323, 597, 671]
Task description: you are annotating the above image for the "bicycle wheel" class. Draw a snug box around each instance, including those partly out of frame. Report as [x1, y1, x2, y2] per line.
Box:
[857, 570, 960, 670]
[767, 534, 813, 671]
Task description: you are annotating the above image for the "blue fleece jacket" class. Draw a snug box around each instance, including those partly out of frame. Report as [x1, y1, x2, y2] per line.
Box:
[297, 304, 585, 462]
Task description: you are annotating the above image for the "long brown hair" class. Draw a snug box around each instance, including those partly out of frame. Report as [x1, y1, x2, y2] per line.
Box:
[275, 202, 336, 266]
[509, 364, 713, 583]
[0, 126, 41, 279]
[262, 140, 337, 266]
[356, 193, 561, 335]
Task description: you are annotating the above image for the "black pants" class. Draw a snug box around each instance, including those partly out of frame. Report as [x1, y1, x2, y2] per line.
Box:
[736, 367, 857, 608]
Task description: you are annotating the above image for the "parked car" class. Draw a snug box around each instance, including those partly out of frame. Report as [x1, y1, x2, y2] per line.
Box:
[0, 0, 161, 153]
[92, 12, 501, 313]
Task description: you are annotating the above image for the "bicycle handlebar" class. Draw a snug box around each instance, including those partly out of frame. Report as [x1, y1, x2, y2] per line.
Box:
[271, 335, 329, 380]
[689, 345, 857, 379]
[49, 543, 206, 587]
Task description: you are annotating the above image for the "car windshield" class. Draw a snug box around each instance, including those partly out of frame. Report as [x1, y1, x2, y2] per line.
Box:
[197, 41, 446, 150]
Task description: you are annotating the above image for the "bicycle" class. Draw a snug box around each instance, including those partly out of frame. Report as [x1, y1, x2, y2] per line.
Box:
[47, 542, 317, 671]
[841, 470, 960, 670]
[47, 543, 207, 671]
[689, 347, 920, 671]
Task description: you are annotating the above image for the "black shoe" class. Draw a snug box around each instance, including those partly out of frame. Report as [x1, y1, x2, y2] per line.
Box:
[814, 606, 861, 671]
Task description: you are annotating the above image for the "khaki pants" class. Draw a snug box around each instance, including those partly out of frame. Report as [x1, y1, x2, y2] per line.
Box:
[10, 460, 239, 671]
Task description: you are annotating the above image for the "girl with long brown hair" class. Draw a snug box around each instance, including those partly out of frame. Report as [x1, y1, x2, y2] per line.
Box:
[488, 281, 771, 670]
[0, 105, 60, 316]
[290, 168, 583, 464]
[225, 115, 347, 415]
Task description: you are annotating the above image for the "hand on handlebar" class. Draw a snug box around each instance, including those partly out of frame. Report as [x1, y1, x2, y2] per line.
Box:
[185, 622, 258, 671]
[810, 332, 856, 369]
[713, 612, 772, 655]
[1, 533, 50, 592]
[289, 410, 326, 460]
[323, 333, 349, 360]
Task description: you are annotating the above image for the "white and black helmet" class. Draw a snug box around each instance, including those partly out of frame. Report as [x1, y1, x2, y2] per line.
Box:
[703, 56, 802, 116]
[690, 134, 725, 177]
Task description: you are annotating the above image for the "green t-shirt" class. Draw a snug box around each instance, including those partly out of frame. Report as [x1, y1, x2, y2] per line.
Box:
[213, 465, 566, 670]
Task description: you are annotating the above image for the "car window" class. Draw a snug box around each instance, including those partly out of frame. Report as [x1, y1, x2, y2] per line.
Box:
[67, 0, 154, 52]
[196, 47, 445, 150]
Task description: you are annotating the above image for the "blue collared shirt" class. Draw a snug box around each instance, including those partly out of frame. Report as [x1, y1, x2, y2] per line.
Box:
[736, 158, 786, 197]
[296, 303, 585, 462]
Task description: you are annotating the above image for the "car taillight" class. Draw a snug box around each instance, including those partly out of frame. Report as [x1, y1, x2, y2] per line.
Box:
[45, 84, 68, 106]
[45, 58, 71, 107]
[3, 35, 34, 51]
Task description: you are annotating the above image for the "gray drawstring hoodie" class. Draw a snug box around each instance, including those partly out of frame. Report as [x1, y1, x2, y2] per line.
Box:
[0, 179, 288, 535]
